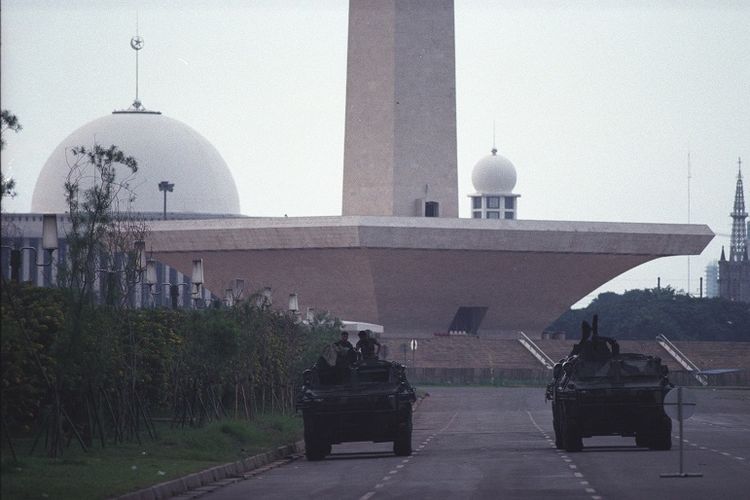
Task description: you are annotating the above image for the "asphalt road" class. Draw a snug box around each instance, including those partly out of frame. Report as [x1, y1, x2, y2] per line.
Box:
[204, 386, 750, 499]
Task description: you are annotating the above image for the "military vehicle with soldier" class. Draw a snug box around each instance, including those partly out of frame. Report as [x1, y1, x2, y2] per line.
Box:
[546, 315, 673, 452]
[296, 330, 416, 461]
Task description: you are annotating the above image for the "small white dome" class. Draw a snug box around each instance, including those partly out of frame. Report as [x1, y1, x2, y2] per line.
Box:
[31, 111, 241, 215]
[471, 148, 517, 194]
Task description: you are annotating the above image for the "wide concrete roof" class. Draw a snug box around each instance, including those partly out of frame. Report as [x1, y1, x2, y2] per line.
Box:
[146, 216, 714, 336]
[147, 216, 712, 254]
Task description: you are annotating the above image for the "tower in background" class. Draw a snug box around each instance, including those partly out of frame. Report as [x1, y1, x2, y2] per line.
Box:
[704, 260, 719, 298]
[719, 158, 750, 302]
[342, 0, 458, 218]
[468, 146, 520, 220]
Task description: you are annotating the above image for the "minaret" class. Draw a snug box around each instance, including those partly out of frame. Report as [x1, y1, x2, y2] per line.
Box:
[342, 0, 458, 218]
[729, 157, 747, 262]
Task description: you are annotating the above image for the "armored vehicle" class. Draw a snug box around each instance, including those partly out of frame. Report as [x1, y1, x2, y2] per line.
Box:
[546, 316, 673, 452]
[296, 346, 416, 461]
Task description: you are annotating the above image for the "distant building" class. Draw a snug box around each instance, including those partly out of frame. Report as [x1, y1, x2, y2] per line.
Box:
[705, 260, 719, 298]
[2, 98, 244, 308]
[718, 158, 750, 302]
[1, 31, 242, 308]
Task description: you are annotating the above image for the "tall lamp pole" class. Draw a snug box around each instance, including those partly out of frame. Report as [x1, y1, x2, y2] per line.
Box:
[158, 181, 174, 220]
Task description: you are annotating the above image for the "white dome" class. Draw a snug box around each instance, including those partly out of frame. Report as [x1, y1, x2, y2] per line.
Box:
[31, 111, 241, 215]
[471, 148, 517, 194]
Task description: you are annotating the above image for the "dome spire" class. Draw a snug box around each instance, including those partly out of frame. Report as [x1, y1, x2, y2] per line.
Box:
[491, 121, 497, 155]
[115, 15, 160, 115]
[130, 13, 145, 111]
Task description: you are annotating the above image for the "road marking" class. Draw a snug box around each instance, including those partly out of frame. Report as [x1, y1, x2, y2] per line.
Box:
[439, 412, 459, 433]
[402, 459, 410, 463]
[359, 492, 376, 500]
[396, 465, 404, 469]
[526, 411, 546, 434]
[526, 409, 602, 499]
[389, 470, 398, 474]
[678, 438, 748, 466]
[382, 476, 391, 481]
[375, 484, 384, 489]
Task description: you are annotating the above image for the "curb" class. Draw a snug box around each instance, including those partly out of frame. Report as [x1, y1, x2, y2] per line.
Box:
[115, 440, 304, 500]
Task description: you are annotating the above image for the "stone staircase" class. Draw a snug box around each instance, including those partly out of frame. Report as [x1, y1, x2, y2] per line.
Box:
[384, 336, 539, 370]
[382, 336, 749, 386]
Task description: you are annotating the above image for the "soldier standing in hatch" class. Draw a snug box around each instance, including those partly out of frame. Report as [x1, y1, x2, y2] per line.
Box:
[356, 330, 381, 360]
[334, 331, 357, 381]
[335, 331, 357, 363]
[335, 331, 354, 351]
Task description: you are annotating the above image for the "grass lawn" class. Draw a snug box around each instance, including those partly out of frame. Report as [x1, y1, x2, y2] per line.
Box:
[1, 414, 302, 500]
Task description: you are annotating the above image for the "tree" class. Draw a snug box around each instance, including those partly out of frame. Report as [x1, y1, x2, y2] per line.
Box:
[40, 143, 149, 456]
[548, 287, 750, 341]
[59, 144, 140, 307]
[1, 109, 22, 200]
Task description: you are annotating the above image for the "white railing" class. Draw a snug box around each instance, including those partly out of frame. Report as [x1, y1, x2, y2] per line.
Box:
[518, 331, 555, 369]
[656, 334, 708, 386]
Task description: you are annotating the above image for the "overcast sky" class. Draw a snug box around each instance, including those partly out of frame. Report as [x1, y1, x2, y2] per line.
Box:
[2, 0, 749, 305]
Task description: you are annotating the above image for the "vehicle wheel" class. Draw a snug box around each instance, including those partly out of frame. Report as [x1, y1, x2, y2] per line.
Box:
[393, 411, 413, 456]
[563, 419, 583, 452]
[635, 433, 650, 448]
[303, 412, 327, 461]
[650, 418, 672, 451]
[553, 405, 563, 449]
[394, 434, 412, 456]
[304, 438, 327, 461]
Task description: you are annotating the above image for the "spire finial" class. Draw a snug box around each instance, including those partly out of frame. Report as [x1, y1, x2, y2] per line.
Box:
[491, 121, 497, 155]
[739, 156, 743, 180]
[130, 13, 144, 110]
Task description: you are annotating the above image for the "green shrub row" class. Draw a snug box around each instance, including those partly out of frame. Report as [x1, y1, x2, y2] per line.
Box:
[1, 281, 339, 456]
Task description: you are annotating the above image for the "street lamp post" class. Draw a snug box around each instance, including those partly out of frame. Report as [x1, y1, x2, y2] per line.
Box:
[158, 181, 174, 221]
[2, 214, 58, 283]
[224, 278, 245, 307]
[144, 257, 204, 308]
